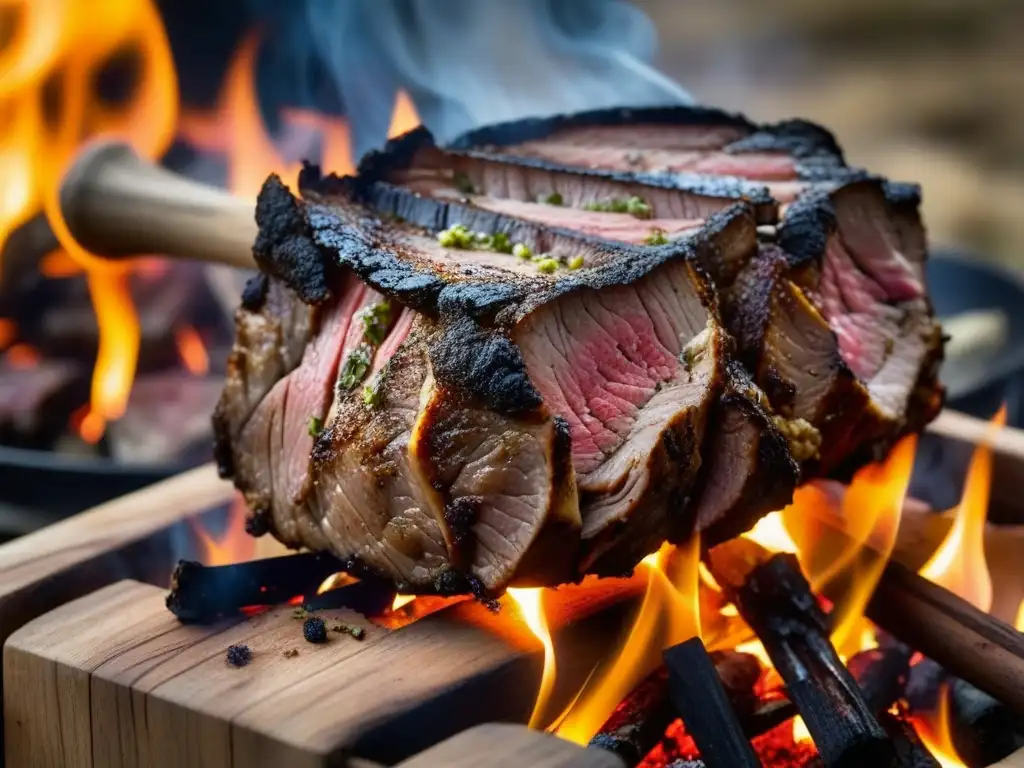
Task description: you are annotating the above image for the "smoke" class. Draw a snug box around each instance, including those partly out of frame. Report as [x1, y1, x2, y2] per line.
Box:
[254, 0, 693, 160]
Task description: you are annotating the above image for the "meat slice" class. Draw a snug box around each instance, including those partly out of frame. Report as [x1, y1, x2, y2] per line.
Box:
[450, 106, 849, 191]
[300, 168, 794, 572]
[728, 180, 943, 474]
[361, 128, 778, 227]
[212, 169, 793, 591]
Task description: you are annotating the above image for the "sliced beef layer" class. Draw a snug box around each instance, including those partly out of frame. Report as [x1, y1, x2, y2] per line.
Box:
[299, 169, 794, 571]
[690, 363, 798, 545]
[360, 128, 778, 226]
[729, 180, 943, 475]
[450, 106, 848, 189]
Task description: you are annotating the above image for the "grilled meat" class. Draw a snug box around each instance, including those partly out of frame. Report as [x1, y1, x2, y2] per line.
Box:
[214, 103, 942, 595]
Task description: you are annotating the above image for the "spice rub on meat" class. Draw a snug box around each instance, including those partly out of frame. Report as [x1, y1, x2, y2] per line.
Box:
[214, 103, 943, 595]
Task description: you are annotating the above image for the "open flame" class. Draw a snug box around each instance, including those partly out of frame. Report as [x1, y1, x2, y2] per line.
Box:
[507, 588, 556, 729]
[2, 8, 420, 442]
[918, 406, 1005, 612]
[554, 536, 701, 743]
[1, 0, 178, 436]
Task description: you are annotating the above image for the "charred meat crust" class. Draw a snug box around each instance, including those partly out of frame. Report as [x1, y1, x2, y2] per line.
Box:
[447, 105, 756, 150]
[253, 175, 332, 305]
[427, 317, 542, 416]
[697, 363, 799, 547]
[357, 127, 779, 224]
[447, 106, 846, 180]
[300, 162, 739, 327]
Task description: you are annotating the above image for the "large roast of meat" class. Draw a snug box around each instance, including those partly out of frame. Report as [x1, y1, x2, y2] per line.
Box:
[213, 106, 944, 597]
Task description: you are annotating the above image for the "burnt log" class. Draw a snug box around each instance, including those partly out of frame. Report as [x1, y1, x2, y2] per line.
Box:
[708, 539, 894, 768]
[166, 551, 394, 622]
[663, 637, 760, 768]
[588, 649, 765, 766]
[949, 677, 1024, 767]
[0, 360, 89, 449]
[878, 712, 941, 768]
[847, 641, 913, 715]
[867, 559, 1024, 718]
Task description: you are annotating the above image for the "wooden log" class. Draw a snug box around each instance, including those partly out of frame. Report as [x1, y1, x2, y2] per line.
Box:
[846, 641, 913, 715]
[397, 723, 626, 768]
[708, 540, 894, 768]
[866, 560, 1024, 719]
[3, 578, 644, 768]
[166, 551, 352, 622]
[59, 141, 257, 270]
[663, 638, 759, 768]
[948, 677, 1024, 767]
[587, 650, 763, 765]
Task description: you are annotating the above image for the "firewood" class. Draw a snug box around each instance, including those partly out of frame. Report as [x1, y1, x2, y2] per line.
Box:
[165, 551, 380, 622]
[846, 641, 913, 715]
[948, 677, 1024, 767]
[708, 539, 894, 768]
[866, 560, 1024, 719]
[663, 637, 760, 768]
[877, 712, 941, 768]
[587, 650, 764, 765]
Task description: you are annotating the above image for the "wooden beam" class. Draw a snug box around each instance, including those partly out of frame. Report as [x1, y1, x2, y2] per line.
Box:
[395, 724, 625, 768]
[3, 577, 643, 768]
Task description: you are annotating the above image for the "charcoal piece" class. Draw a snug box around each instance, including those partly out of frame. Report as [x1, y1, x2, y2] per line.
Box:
[302, 578, 395, 615]
[847, 642, 913, 715]
[225, 644, 252, 667]
[877, 712, 940, 768]
[587, 666, 673, 766]
[664, 637, 759, 768]
[166, 551, 348, 622]
[905, 658, 948, 714]
[303, 616, 327, 643]
[950, 677, 1024, 767]
[708, 543, 894, 768]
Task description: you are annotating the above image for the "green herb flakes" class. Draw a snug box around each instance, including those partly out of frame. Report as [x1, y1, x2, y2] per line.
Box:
[362, 375, 383, 408]
[643, 228, 669, 246]
[337, 344, 372, 392]
[512, 243, 532, 261]
[535, 258, 559, 274]
[357, 301, 391, 346]
[307, 416, 323, 438]
[331, 623, 366, 640]
[567, 255, 585, 270]
[583, 196, 652, 219]
[540, 191, 564, 206]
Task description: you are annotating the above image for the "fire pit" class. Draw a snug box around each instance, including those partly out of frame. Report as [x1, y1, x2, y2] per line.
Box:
[1, 408, 1023, 767]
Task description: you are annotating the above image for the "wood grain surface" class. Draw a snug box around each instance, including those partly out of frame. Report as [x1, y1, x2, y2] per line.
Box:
[394, 723, 625, 768]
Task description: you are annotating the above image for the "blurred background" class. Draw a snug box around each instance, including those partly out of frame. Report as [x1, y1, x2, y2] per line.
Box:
[0, 0, 1021, 533]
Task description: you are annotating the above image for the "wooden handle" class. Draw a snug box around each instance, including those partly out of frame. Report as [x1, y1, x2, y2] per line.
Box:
[59, 140, 258, 270]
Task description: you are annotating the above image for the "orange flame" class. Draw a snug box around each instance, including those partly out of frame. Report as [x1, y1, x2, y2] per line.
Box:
[191, 496, 256, 566]
[387, 90, 422, 138]
[507, 588, 556, 729]
[1, 0, 178, 438]
[555, 536, 701, 743]
[912, 684, 967, 768]
[742, 511, 798, 553]
[392, 594, 416, 611]
[919, 406, 1005, 612]
[1016, 600, 1024, 632]
[178, 32, 367, 198]
[174, 325, 210, 376]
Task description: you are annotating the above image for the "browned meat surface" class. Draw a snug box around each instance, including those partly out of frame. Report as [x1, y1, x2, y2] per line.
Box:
[214, 103, 943, 596]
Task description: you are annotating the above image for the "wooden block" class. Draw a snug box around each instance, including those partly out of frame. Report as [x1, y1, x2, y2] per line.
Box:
[395, 723, 626, 768]
[3, 580, 551, 768]
[0, 463, 233, 645]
